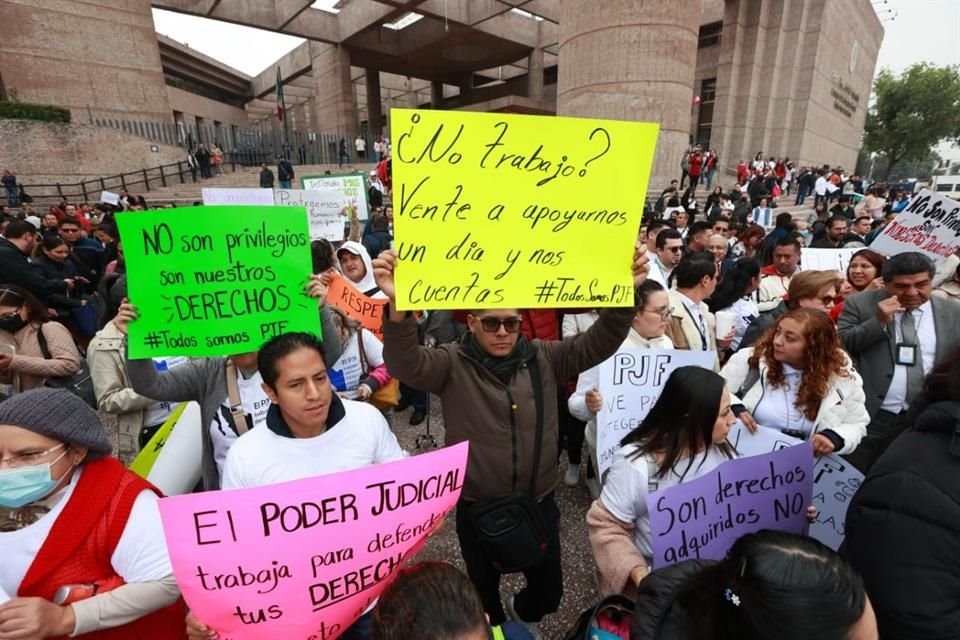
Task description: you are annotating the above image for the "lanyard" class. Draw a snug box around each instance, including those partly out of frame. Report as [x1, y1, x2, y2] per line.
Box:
[681, 302, 708, 351]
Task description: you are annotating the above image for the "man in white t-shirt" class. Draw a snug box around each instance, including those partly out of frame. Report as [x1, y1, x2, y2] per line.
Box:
[189, 332, 407, 640]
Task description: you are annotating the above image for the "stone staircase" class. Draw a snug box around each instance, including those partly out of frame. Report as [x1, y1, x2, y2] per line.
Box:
[142, 162, 380, 205]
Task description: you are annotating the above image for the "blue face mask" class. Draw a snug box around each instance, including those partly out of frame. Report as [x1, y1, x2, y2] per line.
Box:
[0, 449, 70, 509]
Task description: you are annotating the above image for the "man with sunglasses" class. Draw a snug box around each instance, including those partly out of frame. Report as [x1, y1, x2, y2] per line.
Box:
[373, 248, 649, 636]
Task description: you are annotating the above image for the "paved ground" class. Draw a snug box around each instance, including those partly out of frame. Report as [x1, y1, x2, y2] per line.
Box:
[391, 396, 598, 640]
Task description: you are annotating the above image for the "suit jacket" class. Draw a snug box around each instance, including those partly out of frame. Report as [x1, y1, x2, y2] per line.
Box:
[837, 289, 960, 417]
[665, 290, 720, 370]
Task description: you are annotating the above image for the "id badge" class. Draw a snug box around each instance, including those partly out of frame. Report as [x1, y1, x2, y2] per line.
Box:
[896, 343, 917, 366]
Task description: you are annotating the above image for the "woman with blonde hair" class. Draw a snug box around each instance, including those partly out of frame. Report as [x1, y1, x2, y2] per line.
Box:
[721, 308, 868, 456]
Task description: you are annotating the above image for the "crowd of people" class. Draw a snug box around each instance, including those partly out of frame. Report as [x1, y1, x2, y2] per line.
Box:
[0, 148, 959, 640]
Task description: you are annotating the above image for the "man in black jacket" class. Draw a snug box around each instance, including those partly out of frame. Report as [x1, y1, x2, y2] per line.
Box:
[0, 219, 72, 303]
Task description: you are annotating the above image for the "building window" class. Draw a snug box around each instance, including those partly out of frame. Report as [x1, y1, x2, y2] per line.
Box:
[695, 78, 716, 148]
[698, 22, 722, 49]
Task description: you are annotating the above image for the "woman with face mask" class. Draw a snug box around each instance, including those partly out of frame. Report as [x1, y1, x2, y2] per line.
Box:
[0, 389, 186, 639]
[0, 286, 81, 393]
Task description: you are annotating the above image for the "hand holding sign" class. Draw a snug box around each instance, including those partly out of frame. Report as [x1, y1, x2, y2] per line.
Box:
[372, 249, 399, 307]
[391, 109, 658, 310]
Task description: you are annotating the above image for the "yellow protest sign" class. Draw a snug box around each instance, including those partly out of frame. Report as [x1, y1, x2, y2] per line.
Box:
[391, 108, 658, 310]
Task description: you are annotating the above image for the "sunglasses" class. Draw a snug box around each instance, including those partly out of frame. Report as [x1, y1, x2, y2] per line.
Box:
[478, 317, 523, 333]
[666, 246, 684, 253]
[819, 296, 836, 306]
[0, 307, 22, 320]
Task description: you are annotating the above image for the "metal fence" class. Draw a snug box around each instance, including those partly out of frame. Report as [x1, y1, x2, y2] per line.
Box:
[17, 153, 268, 207]
[90, 117, 377, 167]
[16, 117, 381, 207]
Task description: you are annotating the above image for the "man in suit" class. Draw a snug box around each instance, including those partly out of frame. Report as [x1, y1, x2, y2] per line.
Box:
[665, 253, 731, 370]
[838, 251, 960, 472]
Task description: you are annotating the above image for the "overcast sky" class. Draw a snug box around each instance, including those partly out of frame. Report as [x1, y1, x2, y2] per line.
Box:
[152, 0, 960, 78]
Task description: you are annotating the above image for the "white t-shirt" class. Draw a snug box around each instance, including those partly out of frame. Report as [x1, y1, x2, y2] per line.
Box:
[721, 297, 760, 351]
[601, 444, 731, 565]
[221, 399, 407, 489]
[0, 467, 172, 597]
[142, 356, 188, 427]
[209, 370, 271, 477]
[329, 331, 384, 394]
[752, 364, 817, 436]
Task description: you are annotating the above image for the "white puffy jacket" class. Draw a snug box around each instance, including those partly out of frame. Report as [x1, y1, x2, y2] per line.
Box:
[720, 347, 868, 455]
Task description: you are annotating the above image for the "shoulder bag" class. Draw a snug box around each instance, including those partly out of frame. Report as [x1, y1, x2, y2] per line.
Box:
[357, 328, 400, 411]
[36, 324, 96, 408]
[466, 356, 551, 573]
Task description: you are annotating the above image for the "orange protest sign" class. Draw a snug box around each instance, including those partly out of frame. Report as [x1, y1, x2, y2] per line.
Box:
[327, 274, 387, 339]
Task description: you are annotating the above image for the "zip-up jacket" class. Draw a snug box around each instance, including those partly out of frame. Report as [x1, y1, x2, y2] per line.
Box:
[382, 305, 637, 501]
[720, 347, 868, 454]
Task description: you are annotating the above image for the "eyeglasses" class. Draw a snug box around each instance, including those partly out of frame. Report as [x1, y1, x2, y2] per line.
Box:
[0, 443, 66, 469]
[644, 306, 673, 321]
[479, 317, 523, 333]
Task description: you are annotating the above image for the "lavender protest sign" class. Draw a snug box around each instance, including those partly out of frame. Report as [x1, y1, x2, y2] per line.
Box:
[646, 444, 813, 568]
[869, 189, 960, 263]
[729, 423, 863, 550]
[597, 349, 716, 476]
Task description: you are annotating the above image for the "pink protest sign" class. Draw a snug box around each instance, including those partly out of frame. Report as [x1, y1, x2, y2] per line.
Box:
[158, 443, 468, 640]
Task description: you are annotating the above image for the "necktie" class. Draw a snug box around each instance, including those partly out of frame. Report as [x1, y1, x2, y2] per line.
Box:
[901, 311, 923, 402]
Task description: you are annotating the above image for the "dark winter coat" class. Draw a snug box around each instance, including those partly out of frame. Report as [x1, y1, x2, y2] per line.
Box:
[842, 399, 960, 639]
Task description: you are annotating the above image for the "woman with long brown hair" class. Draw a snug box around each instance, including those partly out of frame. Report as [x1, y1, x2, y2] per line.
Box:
[721, 308, 868, 457]
[730, 223, 765, 259]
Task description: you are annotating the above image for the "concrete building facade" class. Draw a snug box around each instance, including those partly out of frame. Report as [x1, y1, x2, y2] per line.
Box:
[1, 0, 883, 191]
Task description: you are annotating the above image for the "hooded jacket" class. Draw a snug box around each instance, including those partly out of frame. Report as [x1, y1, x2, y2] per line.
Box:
[382, 305, 637, 501]
[842, 399, 960, 639]
[336, 241, 383, 298]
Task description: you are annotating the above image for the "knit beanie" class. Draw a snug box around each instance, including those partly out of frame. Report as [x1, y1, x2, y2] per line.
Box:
[0, 389, 112, 461]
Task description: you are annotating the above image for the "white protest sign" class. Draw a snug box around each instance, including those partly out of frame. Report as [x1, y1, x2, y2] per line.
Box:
[800, 248, 857, 274]
[201, 188, 274, 206]
[597, 349, 716, 476]
[728, 423, 864, 550]
[301, 173, 370, 220]
[869, 189, 960, 263]
[275, 189, 347, 241]
[0, 584, 9, 605]
[99, 191, 120, 206]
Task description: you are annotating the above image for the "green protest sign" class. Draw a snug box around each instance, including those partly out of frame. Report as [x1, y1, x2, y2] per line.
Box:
[116, 206, 318, 358]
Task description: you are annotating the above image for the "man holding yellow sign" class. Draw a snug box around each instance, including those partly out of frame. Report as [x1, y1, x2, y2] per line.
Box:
[375, 107, 658, 634]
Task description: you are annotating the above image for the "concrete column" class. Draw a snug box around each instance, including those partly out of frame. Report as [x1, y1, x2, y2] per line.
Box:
[556, 0, 702, 194]
[458, 73, 474, 106]
[310, 42, 358, 135]
[365, 68, 383, 135]
[527, 48, 544, 101]
[430, 81, 444, 108]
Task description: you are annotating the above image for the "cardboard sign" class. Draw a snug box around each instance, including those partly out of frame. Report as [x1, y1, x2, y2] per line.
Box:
[869, 189, 960, 262]
[158, 443, 468, 640]
[100, 191, 120, 206]
[647, 444, 813, 568]
[390, 108, 659, 310]
[116, 206, 318, 358]
[275, 189, 348, 242]
[201, 188, 275, 206]
[301, 173, 370, 221]
[326, 274, 387, 340]
[729, 423, 864, 550]
[800, 248, 857, 274]
[597, 349, 716, 476]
